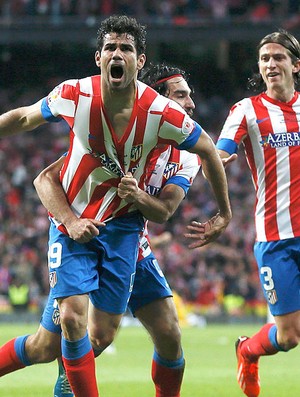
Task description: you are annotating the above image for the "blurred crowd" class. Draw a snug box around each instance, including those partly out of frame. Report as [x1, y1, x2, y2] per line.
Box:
[0, 76, 267, 320]
[0, 0, 299, 25]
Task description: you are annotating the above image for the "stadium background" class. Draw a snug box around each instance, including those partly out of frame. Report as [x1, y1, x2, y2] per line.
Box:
[0, 0, 299, 324]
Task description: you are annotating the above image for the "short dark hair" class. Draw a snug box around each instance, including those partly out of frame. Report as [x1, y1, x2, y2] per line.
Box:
[139, 62, 189, 96]
[96, 15, 146, 56]
[248, 29, 300, 92]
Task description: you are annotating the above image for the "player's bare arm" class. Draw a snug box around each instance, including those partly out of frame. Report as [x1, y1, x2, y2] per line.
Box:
[186, 131, 232, 248]
[118, 172, 185, 223]
[33, 158, 105, 243]
[0, 101, 46, 137]
[218, 149, 238, 167]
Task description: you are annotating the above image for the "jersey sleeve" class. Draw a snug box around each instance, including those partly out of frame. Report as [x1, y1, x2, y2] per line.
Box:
[165, 152, 201, 196]
[216, 99, 248, 154]
[41, 79, 78, 126]
[158, 99, 202, 149]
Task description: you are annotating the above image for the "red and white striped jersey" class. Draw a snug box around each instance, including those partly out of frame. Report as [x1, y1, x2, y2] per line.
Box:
[217, 91, 300, 242]
[41, 75, 201, 223]
[137, 146, 201, 260]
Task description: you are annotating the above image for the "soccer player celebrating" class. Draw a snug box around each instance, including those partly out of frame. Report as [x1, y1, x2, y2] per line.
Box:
[0, 15, 231, 397]
[187, 29, 300, 397]
[0, 62, 199, 397]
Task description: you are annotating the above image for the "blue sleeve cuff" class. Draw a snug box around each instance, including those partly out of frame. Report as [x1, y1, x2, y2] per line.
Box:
[216, 138, 238, 155]
[177, 123, 202, 150]
[165, 175, 190, 196]
[41, 97, 62, 122]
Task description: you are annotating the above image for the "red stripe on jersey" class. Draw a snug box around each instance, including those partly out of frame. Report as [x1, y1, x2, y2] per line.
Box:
[97, 86, 128, 175]
[162, 105, 185, 129]
[60, 131, 74, 182]
[234, 115, 247, 144]
[66, 154, 101, 204]
[255, 97, 279, 240]
[60, 82, 79, 127]
[89, 76, 105, 155]
[114, 202, 132, 218]
[289, 145, 300, 235]
[283, 106, 300, 236]
[80, 178, 119, 220]
[135, 87, 160, 188]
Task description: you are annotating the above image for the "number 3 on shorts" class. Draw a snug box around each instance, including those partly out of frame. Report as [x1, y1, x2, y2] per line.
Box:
[260, 266, 275, 291]
[48, 242, 62, 268]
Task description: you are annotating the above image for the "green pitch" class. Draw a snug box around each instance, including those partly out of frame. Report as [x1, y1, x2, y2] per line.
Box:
[0, 322, 298, 396]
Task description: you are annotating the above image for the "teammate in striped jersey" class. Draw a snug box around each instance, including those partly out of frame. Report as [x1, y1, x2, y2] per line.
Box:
[188, 29, 300, 397]
[0, 16, 231, 397]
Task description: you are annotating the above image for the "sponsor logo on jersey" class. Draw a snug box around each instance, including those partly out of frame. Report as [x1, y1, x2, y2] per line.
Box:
[146, 185, 161, 196]
[49, 271, 57, 288]
[87, 149, 124, 177]
[260, 131, 300, 148]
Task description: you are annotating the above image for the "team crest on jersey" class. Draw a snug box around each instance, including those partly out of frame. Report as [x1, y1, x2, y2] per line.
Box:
[131, 145, 143, 162]
[47, 85, 62, 105]
[260, 132, 300, 149]
[266, 289, 278, 305]
[164, 162, 180, 180]
[52, 308, 61, 326]
[49, 271, 57, 288]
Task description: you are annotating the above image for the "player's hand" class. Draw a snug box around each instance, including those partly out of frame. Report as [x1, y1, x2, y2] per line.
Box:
[222, 153, 238, 167]
[184, 213, 230, 249]
[64, 218, 105, 243]
[117, 172, 141, 203]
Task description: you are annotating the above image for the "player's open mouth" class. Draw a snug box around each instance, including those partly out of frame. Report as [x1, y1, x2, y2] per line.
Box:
[111, 65, 124, 79]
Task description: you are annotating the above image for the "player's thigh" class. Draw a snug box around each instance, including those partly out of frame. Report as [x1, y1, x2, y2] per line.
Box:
[88, 303, 122, 348]
[136, 297, 180, 336]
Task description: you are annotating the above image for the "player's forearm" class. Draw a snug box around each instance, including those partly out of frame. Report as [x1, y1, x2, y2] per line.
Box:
[202, 155, 232, 220]
[33, 171, 77, 226]
[192, 132, 231, 220]
[132, 189, 174, 223]
[0, 102, 46, 137]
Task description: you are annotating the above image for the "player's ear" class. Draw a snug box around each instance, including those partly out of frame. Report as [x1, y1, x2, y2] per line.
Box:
[137, 54, 146, 71]
[292, 58, 300, 73]
[95, 51, 101, 68]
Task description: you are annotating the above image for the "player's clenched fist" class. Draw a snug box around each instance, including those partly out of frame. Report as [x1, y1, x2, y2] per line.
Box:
[65, 218, 105, 243]
[118, 172, 141, 203]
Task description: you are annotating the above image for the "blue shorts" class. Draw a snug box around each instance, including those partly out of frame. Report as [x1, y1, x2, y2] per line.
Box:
[48, 211, 144, 314]
[127, 253, 172, 315]
[254, 237, 300, 316]
[40, 292, 61, 334]
[41, 252, 172, 331]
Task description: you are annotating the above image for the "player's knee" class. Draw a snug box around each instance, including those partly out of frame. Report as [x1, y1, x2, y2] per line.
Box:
[59, 305, 87, 338]
[153, 323, 182, 359]
[279, 330, 300, 351]
[90, 331, 115, 354]
[159, 321, 182, 343]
